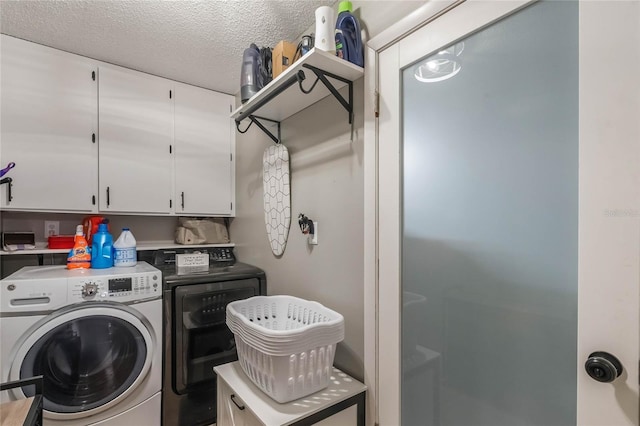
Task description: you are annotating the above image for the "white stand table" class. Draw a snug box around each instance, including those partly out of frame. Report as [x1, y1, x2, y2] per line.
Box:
[215, 362, 366, 426]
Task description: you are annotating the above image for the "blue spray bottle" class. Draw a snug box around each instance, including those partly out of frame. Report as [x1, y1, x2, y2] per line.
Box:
[335, 1, 364, 67]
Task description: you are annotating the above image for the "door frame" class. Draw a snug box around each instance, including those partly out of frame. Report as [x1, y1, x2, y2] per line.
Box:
[364, 5, 465, 423]
[363, 1, 640, 425]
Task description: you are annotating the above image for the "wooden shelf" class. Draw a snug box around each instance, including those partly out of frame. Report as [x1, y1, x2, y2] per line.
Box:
[0, 241, 235, 256]
[231, 48, 363, 143]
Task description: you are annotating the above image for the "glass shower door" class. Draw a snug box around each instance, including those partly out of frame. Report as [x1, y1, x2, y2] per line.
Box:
[401, 2, 578, 424]
[376, 0, 639, 423]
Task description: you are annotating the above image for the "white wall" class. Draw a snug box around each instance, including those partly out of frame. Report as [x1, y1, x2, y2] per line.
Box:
[231, 80, 366, 377]
[230, 0, 426, 380]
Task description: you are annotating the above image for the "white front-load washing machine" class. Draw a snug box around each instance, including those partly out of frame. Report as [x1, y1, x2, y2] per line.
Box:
[0, 262, 162, 426]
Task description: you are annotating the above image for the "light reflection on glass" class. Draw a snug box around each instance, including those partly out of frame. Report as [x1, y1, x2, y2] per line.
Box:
[414, 42, 464, 83]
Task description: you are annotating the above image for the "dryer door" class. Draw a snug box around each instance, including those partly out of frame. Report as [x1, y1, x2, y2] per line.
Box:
[9, 303, 154, 420]
[173, 279, 261, 392]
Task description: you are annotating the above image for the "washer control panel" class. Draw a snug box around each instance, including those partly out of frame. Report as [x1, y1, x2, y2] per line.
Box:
[0, 262, 161, 312]
[70, 272, 160, 302]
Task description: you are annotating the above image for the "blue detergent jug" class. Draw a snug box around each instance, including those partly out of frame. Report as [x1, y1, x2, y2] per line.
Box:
[335, 1, 364, 67]
[91, 221, 114, 269]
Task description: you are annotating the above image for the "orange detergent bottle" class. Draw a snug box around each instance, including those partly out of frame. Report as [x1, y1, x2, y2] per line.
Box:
[67, 225, 91, 269]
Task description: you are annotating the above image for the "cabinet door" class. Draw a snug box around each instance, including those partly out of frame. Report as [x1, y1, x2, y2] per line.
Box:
[0, 35, 98, 212]
[174, 83, 234, 216]
[98, 66, 172, 214]
[217, 378, 262, 426]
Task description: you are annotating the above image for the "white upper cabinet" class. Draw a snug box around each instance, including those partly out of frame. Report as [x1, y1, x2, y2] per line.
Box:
[1, 38, 235, 217]
[174, 82, 235, 216]
[0, 35, 98, 212]
[98, 66, 173, 214]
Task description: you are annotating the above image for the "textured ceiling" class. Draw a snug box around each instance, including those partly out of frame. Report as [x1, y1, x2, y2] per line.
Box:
[0, 0, 335, 94]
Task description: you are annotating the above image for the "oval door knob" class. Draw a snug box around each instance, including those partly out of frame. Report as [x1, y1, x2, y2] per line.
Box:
[585, 351, 623, 383]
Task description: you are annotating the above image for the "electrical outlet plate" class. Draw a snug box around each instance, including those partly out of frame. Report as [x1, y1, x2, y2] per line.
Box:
[44, 221, 60, 237]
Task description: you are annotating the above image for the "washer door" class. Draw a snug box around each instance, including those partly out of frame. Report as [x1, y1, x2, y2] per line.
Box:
[9, 304, 154, 420]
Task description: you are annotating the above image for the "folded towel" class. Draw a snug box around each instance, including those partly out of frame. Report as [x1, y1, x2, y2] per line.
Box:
[3, 244, 36, 252]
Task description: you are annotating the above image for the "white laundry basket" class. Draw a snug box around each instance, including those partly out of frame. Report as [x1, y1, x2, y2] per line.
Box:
[226, 295, 344, 403]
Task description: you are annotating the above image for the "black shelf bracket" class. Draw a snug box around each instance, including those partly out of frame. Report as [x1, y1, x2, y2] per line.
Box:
[302, 63, 354, 125]
[250, 115, 281, 144]
[236, 115, 282, 144]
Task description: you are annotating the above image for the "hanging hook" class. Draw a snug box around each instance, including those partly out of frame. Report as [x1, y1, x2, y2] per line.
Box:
[0, 162, 15, 178]
[297, 71, 321, 95]
[236, 117, 281, 144]
[298, 213, 315, 235]
[236, 120, 254, 134]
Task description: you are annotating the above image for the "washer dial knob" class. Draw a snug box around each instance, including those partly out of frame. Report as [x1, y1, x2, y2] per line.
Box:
[82, 282, 99, 298]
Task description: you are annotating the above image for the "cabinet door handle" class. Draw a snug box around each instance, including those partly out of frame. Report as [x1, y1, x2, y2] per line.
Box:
[106, 186, 110, 207]
[0, 177, 13, 204]
[230, 394, 245, 410]
[181, 191, 185, 209]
